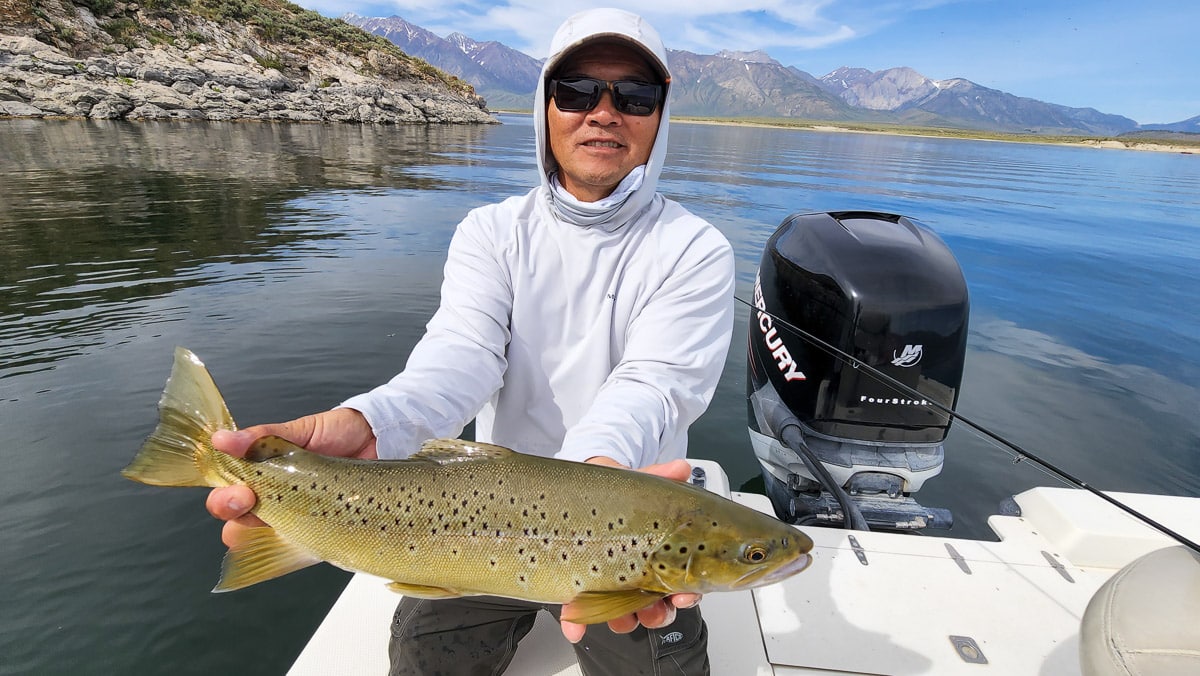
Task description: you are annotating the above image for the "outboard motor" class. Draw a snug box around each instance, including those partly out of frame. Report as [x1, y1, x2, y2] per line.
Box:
[748, 212, 968, 531]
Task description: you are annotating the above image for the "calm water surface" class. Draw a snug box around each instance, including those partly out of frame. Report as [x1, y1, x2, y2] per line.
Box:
[1, 115, 1198, 674]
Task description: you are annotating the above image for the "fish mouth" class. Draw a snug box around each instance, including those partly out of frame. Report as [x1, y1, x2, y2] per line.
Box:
[732, 552, 813, 589]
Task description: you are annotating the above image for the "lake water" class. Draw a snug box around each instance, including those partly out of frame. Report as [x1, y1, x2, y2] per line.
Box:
[1, 114, 1197, 674]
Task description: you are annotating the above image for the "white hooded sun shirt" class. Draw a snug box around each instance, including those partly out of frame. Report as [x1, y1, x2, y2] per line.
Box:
[342, 9, 735, 469]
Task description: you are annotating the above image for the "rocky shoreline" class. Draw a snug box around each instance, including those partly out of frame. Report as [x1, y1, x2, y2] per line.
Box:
[0, 1, 496, 124]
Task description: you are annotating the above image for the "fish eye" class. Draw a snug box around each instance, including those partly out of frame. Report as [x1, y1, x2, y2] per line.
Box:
[743, 544, 769, 563]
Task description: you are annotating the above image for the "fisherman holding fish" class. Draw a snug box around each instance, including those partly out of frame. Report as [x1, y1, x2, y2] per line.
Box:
[207, 8, 735, 675]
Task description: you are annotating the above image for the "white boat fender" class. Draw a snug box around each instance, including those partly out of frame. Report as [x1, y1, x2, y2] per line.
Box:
[1079, 545, 1200, 675]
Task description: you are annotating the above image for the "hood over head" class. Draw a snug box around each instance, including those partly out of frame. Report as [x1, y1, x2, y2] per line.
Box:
[534, 8, 672, 229]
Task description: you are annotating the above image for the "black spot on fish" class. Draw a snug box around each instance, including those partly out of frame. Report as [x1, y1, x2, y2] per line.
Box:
[310, 482, 316, 489]
[381, 525, 387, 532]
[608, 522, 613, 530]
[654, 521, 660, 529]
[338, 493, 344, 501]
[619, 576, 626, 582]
[663, 544, 671, 551]
[697, 544, 705, 551]
[561, 553, 568, 561]
[367, 497, 374, 504]
[590, 508, 597, 516]
[591, 565, 598, 572]
[291, 485, 298, 491]
[255, 470, 262, 476]
[607, 548, 614, 557]
[680, 546, 688, 554]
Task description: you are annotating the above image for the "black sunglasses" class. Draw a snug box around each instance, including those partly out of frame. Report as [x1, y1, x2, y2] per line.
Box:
[548, 77, 664, 116]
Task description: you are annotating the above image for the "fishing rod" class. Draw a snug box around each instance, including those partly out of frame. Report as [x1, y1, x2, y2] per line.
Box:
[734, 294, 1200, 556]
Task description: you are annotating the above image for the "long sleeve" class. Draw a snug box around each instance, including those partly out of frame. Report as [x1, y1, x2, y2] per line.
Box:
[341, 205, 514, 459]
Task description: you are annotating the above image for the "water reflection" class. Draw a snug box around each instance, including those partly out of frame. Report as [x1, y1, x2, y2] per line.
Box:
[0, 119, 525, 377]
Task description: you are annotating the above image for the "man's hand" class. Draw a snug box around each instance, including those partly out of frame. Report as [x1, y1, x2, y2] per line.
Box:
[204, 408, 377, 547]
[559, 457, 703, 644]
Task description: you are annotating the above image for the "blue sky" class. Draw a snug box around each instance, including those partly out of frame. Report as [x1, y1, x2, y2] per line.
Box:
[308, 0, 1197, 124]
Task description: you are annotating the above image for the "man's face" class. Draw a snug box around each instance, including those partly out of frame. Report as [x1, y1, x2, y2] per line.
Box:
[547, 43, 662, 203]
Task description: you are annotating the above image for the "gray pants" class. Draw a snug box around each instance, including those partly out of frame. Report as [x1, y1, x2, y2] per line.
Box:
[388, 595, 709, 676]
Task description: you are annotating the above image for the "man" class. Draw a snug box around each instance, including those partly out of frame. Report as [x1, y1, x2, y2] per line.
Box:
[206, 8, 734, 675]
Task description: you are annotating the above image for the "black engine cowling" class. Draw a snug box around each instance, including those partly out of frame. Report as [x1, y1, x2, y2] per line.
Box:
[748, 211, 968, 530]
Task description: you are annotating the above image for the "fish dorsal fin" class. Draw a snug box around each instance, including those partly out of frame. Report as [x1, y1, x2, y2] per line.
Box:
[411, 438, 513, 464]
[560, 589, 668, 624]
[244, 435, 306, 462]
[213, 526, 321, 592]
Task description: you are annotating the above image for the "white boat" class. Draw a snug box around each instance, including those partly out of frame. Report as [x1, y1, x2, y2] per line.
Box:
[290, 212, 1200, 674]
[289, 459, 1200, 675]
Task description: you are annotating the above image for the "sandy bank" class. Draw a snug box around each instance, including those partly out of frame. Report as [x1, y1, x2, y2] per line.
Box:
[675, 119, 1197, 154]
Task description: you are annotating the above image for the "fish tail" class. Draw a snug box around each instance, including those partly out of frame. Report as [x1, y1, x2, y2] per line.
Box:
[121, 347, 236, 487]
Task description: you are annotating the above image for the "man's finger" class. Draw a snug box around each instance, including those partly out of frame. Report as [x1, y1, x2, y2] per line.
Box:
[206, 485, 257, 521]
[607, 612, 641, 634]
[639, 458, 692, 482]
[220, 516, 267, 549]
[560, 620, 587, 644]
[669, 593, 702, 609]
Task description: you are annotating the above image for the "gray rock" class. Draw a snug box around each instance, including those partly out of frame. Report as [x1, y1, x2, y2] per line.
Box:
[0, 100, 43, 117]
[0, 13, 495, 125]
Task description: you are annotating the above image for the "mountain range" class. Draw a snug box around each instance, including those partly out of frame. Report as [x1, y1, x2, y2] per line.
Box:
[344, 14, 1197, 136]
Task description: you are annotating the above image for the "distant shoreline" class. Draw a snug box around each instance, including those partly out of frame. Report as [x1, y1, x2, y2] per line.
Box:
[491, 109, 1196, 154]
[672, 117, 1199, 154]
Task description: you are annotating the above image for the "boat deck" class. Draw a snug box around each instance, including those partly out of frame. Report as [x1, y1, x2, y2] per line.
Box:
[289, 461, 1200, 675]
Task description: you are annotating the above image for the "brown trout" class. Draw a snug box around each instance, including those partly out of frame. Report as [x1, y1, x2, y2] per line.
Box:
[122, 348, 813, 623]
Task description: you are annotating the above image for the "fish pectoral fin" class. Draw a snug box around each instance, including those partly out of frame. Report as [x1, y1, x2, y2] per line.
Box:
[411, 438, 513, 465]
[560, 589, 668, 625]
[213, 526, 321, 592]
[385, 581, 464, 599]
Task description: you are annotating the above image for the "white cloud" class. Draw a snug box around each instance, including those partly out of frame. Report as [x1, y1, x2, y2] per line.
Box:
[320, 0, 901, 57]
